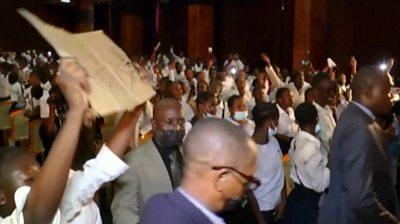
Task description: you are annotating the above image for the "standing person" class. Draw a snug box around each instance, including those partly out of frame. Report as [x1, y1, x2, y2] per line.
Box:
[112, 98, 186, 224]
[318, 66, 399, 224]
[140, 118, 260, 224]
[226, 95, 255, 136]
[283, 102, 329, 224]
[252, 102, 286, 224]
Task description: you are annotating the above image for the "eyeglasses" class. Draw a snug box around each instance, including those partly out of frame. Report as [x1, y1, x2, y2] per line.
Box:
[212, 166, 261, 191]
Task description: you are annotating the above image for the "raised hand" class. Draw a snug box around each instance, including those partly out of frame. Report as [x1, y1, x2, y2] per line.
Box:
[58, 58, 91, 113]
[261, 53, 271, 67]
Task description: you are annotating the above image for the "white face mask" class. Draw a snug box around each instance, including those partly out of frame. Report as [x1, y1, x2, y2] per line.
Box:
[233, 111, 248, 121]
[205, 112, 215, 118]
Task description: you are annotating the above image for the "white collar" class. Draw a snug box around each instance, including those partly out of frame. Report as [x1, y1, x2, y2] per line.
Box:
[178, 188, 225, 224]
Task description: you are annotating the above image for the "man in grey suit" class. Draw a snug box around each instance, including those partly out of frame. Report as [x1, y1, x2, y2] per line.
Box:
[111, 98, 186, 224]
[318, 66, 399, 223]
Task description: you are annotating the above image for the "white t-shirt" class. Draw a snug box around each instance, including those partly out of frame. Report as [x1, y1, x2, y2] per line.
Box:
[9, 83, 25, 108]
[0, 74, 10, 98]
[253, 137, 284, 211]
[225, 116, 255, 136]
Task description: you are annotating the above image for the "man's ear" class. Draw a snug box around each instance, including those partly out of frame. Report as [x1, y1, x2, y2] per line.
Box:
[0, 191, 7, 206]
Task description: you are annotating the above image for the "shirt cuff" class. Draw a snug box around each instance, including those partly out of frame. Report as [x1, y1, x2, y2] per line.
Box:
[96, 144, 129, 178]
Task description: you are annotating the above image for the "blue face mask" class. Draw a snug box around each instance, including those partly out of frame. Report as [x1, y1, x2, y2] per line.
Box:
[268, 127, 277, 137]
[315, 123, 321, 134]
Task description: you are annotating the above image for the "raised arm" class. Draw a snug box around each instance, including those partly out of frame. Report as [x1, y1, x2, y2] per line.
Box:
[261, 53, 284, 89]
[350, 56, 357, 76]
[24, 59, 89, 224]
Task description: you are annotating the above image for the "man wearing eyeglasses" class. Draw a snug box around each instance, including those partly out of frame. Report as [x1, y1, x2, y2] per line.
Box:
[140, 118, 260, 224]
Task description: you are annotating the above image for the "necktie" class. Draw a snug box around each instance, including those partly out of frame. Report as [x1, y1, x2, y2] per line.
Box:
[169, 151, 182, 188]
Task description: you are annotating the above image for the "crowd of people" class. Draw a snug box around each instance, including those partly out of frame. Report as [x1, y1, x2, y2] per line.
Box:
[0, 44, 400, 224]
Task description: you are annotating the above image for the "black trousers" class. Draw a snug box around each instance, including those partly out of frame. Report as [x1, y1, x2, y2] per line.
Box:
[283, 184, 321, 224]
[39, 123, 55, 159]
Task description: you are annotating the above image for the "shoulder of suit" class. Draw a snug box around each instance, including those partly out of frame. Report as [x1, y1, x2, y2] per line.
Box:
[124, 140, 156, 162]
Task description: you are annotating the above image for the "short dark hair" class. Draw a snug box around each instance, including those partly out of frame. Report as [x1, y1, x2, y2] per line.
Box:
[31, 65, 51, 83]
[196, 92, 214, 107]
[8, 71, 19, 84]
[311, 72, 330, 88]
[31, 85, 44, 99]
[227, 95, 241, 108]
[252, 102, 279, 128]
[295, 102, 318, 127]
[276, 87, 290, 100]
[305, 87, 314, 97]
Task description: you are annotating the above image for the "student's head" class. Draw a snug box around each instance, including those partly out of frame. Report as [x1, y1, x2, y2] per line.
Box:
[182, 119, 259, 212]
[31, 85, 43, 100]
[217, 71, 227, 82]
[273, 65, 281, 77]
[208, 80, 223, 97]
[152, 98, 185, 149]
[196, 71, 206, 83]
[337, 73, 346, 86]
[0, 147, 40, 216]
[185, 68, 194, 81]
[311, 72, 336, 107]
[235, 78, 246, 93]
[176, 62, 183, 73]
[197, 81, 208, 94]
[158, 77, 172, 97]
[197, 92, 217, 118]
[295, 102, 319, 134]
[292, 70, 305, 90]
[276, 87, 293, 110]
[351, 66, 393, 115]
[252, 86, 265, 103]
[252, 102, 279, 135]
[16, 57, 27, 69]
[7, 71, 19, 85]
[228, 95, 247, 121]
[305, 87, 315, 104]
[209, 67, 217, 81]
[166, 81, 183, 101]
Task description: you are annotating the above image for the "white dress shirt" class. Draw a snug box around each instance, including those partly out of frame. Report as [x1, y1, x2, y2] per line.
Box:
[276, 104, 299, 138]
[178, 188, 225, 224]
[254, 137, 284, 211]
[314, 102, 336, 153]
[289, 131, 330, 193]
[180, 100, 195, 122]
[216, 100, 229, 119]
[61, 144, 129, 224]
[225, 116, 255, 136]
[265, 66, 311, 108]
[0, 145, 128, 224]
[9, 82, 25, 108]
[336, 99, 349, 120]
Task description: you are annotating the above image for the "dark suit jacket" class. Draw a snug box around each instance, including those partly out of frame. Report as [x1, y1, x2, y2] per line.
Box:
[318, 103, 399, 224]
[140, 190, 214, 224]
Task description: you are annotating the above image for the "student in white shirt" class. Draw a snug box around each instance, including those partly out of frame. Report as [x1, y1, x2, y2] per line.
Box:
[311, 73, 337, 153]
[166, 81, 195, 121]
[261, 54, 311, 107]
[0, 59, 145, 224]
[0, 70, 10, 101]
[283, 102, 330, 224]
[0, 59, 90, 224]
[208, 80, 229, 119]
[251, 102, 285, 224]
[226, 95, 255, 136]
[275, 87, 299, 154]
[7, 72, 25, 113]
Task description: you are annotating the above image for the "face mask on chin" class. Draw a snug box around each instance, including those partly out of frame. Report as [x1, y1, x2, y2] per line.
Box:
[233, 111, 248, 121]
[155, 129, 185, 149]
[223, 193, 248, 211]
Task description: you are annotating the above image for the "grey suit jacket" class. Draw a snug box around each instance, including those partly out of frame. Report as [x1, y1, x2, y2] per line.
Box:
[111, 140, 173, 224]
[318, 103, 399, 224]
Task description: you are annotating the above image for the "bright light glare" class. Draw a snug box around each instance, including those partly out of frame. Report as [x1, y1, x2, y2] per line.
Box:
[60, 0, 71, 3]
[380, 63, 387, 71]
